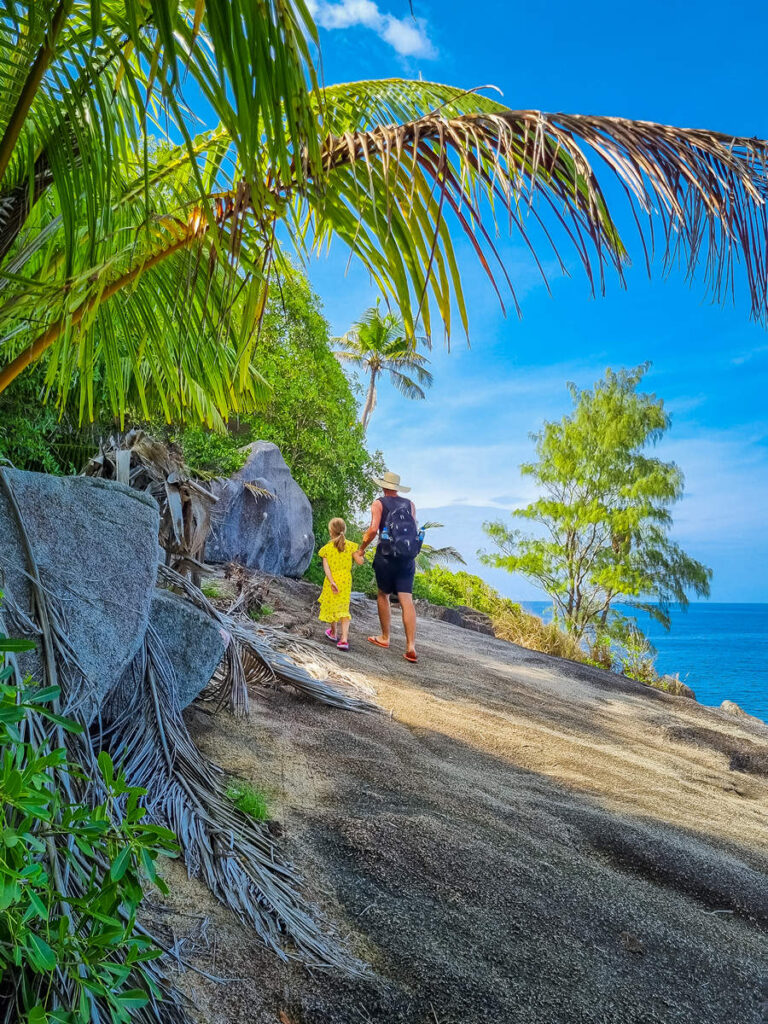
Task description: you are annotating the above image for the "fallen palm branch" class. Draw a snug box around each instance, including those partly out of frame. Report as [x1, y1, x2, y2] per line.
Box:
[0, 467, 364, 1007]
[158, 563, 379, 715]
[84, 430, 217, 581]
[99, 625, 355, 971]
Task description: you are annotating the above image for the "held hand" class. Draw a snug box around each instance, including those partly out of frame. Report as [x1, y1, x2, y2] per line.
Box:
[353, 550, 365, 565]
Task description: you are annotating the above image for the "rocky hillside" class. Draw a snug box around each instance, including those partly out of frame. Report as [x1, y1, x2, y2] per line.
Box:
[163, 575, 768, 1024]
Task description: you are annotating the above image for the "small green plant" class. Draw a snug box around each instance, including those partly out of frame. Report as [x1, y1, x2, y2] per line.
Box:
[248, 603, 275, 622]
[201, 578, 224, 600]
[226, 781, 270, 821]
[0, 636, 178, 1021]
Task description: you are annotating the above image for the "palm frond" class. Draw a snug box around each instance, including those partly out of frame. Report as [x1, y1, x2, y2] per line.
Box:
[158, 564, 379, 715]
[101, 624, 357, 971]
[299, 82, 768, 337]
[386, 368, 428, 400]
[0, 466, 191, 1022]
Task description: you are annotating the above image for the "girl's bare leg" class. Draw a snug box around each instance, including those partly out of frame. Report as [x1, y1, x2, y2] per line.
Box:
[340, 617, 350, 642]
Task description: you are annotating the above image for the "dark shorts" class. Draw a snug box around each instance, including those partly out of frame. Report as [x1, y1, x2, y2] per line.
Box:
[373, 552, 416, 595]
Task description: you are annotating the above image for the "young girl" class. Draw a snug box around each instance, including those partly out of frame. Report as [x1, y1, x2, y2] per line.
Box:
[317, 518, 359, 651]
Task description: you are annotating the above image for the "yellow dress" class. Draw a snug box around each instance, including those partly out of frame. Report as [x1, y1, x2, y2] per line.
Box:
[317, 541, 358, 622]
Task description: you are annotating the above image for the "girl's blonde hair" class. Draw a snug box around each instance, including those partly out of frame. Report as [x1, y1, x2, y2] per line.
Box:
[329, 517, 347, 553]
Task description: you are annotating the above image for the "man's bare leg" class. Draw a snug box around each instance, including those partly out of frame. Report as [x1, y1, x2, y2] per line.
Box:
[398, 592, 417, 655]
[374, 589, 391, 645]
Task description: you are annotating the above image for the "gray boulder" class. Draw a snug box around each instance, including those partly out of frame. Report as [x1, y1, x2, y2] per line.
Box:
[205, 442, 314, 577]
[149, 590, 229, 708]
[415, 599, 495, 636]
[0, 469, 159, 719]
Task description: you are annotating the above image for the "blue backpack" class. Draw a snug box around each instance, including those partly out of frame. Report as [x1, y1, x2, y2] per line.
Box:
[384, 502, 421, 559]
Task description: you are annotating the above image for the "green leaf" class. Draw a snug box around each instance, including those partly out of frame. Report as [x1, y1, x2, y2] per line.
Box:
[0, 637, 35, 653]
[27, 932, 56, 972]
[109, 844, 132, 882]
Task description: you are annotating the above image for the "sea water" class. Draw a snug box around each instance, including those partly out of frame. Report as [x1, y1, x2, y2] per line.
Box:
[522, 602, 768, 722]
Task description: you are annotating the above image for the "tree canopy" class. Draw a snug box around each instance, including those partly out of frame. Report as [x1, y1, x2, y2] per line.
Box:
[174, 272, 381, 530]
[2, 4, 768, 427]
[482, 365, 712, 640]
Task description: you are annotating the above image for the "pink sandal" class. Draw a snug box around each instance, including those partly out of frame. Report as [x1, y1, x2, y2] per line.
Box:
[336, 640, 349, 651]
[325, 628, 338, 643]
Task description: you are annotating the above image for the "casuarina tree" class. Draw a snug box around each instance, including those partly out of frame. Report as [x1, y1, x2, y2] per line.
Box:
[482, 365, 712, 642]
[335, 304, 432, 432]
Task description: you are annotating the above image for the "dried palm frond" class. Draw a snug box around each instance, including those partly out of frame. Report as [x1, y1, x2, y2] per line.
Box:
[84, 430, 217, 581]
[159, 564, 379, 715]
[99, 625, 355, 971]
[0, 468, 190, 1022]
[0, 466, 358, 983]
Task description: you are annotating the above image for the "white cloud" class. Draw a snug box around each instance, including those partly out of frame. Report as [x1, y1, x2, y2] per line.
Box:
[307, 0, 436, 58]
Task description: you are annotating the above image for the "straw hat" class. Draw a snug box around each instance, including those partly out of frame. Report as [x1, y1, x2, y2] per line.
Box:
[372, 470, 411, 493]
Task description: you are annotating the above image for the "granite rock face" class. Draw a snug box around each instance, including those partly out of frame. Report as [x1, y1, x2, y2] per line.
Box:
[148, 590, 229, 708]
[206, 442, 314, 578]
[415, 599, 495, 636]
[0, 469, 159, 719]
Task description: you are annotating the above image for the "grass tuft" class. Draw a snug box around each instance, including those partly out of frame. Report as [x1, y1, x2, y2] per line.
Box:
[201, 579, 224, 600]
[492, 606, 585, 662]
[226, 780, 270, 821]
[248, 603, 274, 622]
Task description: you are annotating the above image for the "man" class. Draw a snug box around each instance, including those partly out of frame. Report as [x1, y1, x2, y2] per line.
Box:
[354, 470, 419, 662]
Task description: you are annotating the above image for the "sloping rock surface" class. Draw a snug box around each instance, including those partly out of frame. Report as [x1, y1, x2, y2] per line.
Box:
[169, 573, 768, 1024]
[205, 442, 314, 577]
[0, 469, 159, 718]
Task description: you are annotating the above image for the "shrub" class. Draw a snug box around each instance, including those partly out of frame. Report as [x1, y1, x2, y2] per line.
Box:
[0, 637, 178, 1021]
[413, 566, 513, 614]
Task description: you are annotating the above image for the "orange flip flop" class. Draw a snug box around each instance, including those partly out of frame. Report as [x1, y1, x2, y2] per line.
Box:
[367, 636, 390, 649]
[404, 650, 418, 663]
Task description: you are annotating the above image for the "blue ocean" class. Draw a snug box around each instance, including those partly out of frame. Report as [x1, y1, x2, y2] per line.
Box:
[522, 602, 768, 722]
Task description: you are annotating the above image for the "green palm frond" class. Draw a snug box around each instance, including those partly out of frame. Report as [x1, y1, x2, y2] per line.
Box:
[299, 82, 768, 338]
[386, 367, 429, 400]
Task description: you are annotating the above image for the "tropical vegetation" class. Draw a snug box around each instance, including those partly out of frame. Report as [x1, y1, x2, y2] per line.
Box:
[481, 365, 711, 646]
[0, 633, 180, 1022]
[335, 303, 432, 432]
[0, 272, 380, 537]
[2, 3, 768, 432]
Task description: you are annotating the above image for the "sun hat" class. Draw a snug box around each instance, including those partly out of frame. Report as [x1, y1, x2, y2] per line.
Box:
[372, 470, 411, 493]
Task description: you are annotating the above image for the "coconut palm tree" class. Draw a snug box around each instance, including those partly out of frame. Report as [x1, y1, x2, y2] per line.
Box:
[335, 304, 432, 432]
[1, 3, 768, 429]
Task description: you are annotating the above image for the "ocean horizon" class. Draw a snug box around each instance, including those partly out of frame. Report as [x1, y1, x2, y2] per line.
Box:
[521, 601, 768, 722]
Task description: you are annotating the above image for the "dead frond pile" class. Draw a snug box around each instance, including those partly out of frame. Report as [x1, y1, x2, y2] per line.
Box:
[84, 429, 216, 578]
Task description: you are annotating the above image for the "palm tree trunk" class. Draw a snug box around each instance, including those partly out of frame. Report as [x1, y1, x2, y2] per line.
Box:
[360, 367, 378, 432]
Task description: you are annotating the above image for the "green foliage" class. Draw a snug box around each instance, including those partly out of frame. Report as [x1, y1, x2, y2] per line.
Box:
[200, 579, 225, 600]
[0, 365, 101, 475]
[248, 604, 274, 621]
[0, 637, 178, 1022]
[173, 273, 382, 532]
[482, 365, 712, 644]
[172, 427, 248, 478]
[226, 781, 269, 822]
[413, 566, 512, 614]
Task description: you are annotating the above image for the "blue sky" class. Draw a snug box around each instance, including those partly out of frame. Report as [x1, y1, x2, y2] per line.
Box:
[301, 0, 768, 602]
